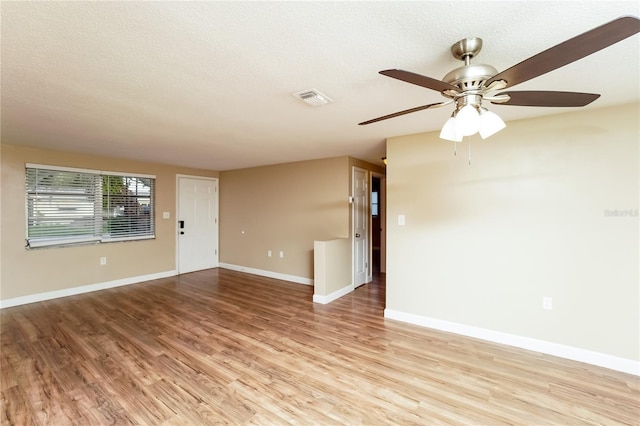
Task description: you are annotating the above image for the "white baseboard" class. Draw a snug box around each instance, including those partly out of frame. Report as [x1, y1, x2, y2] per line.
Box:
[0, 270, 177, 309]
[219, 263, 313, 286]
[384, 309, 640, 376]
[313, 284, 354, 304]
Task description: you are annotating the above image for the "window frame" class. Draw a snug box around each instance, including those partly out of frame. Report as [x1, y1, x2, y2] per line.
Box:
[25, 163, 156, 248]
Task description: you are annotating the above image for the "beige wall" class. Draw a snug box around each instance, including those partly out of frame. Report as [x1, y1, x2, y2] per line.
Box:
[219, 156, 351, 279]
[386, 103, 639, 361]
[219, 156, 384, 280]
[0, 144, 218, 300]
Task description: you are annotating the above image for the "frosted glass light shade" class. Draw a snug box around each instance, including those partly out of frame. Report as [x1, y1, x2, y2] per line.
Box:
[455, 104, 480, 136]
[479, 110, 506, 139]
[439, 117, 462, 142]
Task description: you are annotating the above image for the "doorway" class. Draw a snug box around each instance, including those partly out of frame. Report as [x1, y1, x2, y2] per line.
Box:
[371, 175, 385, 274]
[371, 177, 381, 273]
[176, 176, 219, 274]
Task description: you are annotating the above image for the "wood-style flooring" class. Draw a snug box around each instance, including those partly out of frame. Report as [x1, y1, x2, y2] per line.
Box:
[1, 269, 639, 425]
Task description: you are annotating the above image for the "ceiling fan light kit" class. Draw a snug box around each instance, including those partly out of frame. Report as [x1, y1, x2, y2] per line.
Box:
[439, 115, 461, 142]
[456, 102, 483, 136]
[478, 109, 507, 139]
[440, 105, 507, 142]
[359, 16, 640, 148]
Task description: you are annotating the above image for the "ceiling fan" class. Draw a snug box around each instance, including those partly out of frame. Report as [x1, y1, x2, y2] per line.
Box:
[359, 16, 640, 141]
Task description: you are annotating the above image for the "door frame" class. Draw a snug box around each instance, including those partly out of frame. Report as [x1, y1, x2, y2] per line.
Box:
[351, 166, 369, 287]
[175, 174, 219, 274]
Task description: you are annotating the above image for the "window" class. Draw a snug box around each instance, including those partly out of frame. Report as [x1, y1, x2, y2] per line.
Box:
[371, 191, 379, 217]
[26, 164, 155, 248]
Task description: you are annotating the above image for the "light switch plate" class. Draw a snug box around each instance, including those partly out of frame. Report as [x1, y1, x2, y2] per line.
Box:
[162, 212, 170, 219]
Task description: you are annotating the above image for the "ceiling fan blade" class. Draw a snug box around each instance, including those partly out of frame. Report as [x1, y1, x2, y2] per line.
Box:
[380, 69, 460, 93]
[486, 16, 640, 89]
[493, 91, 600, 107]
[358, 102, 447, 125]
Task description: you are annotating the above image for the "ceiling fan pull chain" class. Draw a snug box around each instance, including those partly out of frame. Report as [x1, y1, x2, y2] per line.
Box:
[454, 141, 457, 156]
[468, 136, 472, 165]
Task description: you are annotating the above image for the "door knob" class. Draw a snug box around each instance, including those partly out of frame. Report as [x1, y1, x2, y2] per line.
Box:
[355, 233, 361, 238]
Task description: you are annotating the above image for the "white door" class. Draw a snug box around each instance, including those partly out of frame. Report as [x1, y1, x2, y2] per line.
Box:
[353, 167, 369, 287]
[177, 177, 219, 274]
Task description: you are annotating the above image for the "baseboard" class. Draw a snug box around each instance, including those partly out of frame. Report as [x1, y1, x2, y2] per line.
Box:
[0, 270, 177, 309]
[313, 284, 354, 304]
[219, 263, 313, 286]
[384, 309, 640, 376]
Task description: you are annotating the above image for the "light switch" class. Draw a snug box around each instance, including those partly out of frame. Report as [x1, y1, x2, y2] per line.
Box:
[162, 212, 170, 219]
[398, 214, 406, 226]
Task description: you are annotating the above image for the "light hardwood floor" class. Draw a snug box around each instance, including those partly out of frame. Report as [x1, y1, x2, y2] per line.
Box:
[1, 269, 639, 425]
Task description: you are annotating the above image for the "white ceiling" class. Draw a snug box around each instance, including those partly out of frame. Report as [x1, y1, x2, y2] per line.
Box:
[2, 1, 638, 171]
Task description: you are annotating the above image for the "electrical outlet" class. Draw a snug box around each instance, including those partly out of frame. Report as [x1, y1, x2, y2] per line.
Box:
[279, 251, 284, 258]
[162, 211, 170, 219]
[100, 257, 107, 265]
[542, 297, 553, 310]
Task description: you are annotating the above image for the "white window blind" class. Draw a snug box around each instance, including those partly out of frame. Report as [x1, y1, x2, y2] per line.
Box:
[26, 165, 155, 248]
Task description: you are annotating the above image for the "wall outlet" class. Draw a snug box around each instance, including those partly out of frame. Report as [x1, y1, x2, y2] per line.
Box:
[268, 250, 272, 257]
[279, 251, 284, 258]
[100, 257, 107, 265]
[542, 297, 553, 310]
[162, 211, 170, 219]
[398, 214, 406, 226]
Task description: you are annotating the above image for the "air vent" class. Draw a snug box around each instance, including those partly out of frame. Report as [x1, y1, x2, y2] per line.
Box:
[292, 89, 333, 107]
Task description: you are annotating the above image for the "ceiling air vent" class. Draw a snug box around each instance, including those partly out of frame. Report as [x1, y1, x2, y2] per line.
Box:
[292, 89, 333, 107]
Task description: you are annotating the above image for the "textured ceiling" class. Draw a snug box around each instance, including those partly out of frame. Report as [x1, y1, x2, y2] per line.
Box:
[1, 1, 639, 170]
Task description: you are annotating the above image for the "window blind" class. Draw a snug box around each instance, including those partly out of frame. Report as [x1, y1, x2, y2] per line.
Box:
[26, 165, 155, 248]
[102, 175, 155, 242]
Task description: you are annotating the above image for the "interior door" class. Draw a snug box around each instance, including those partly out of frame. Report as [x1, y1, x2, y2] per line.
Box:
[353, 167, 369, 287]
[177, 177, 219, 274]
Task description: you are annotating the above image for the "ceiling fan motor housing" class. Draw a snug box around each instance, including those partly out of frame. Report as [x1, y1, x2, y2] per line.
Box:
[442, 63, 499, 92]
